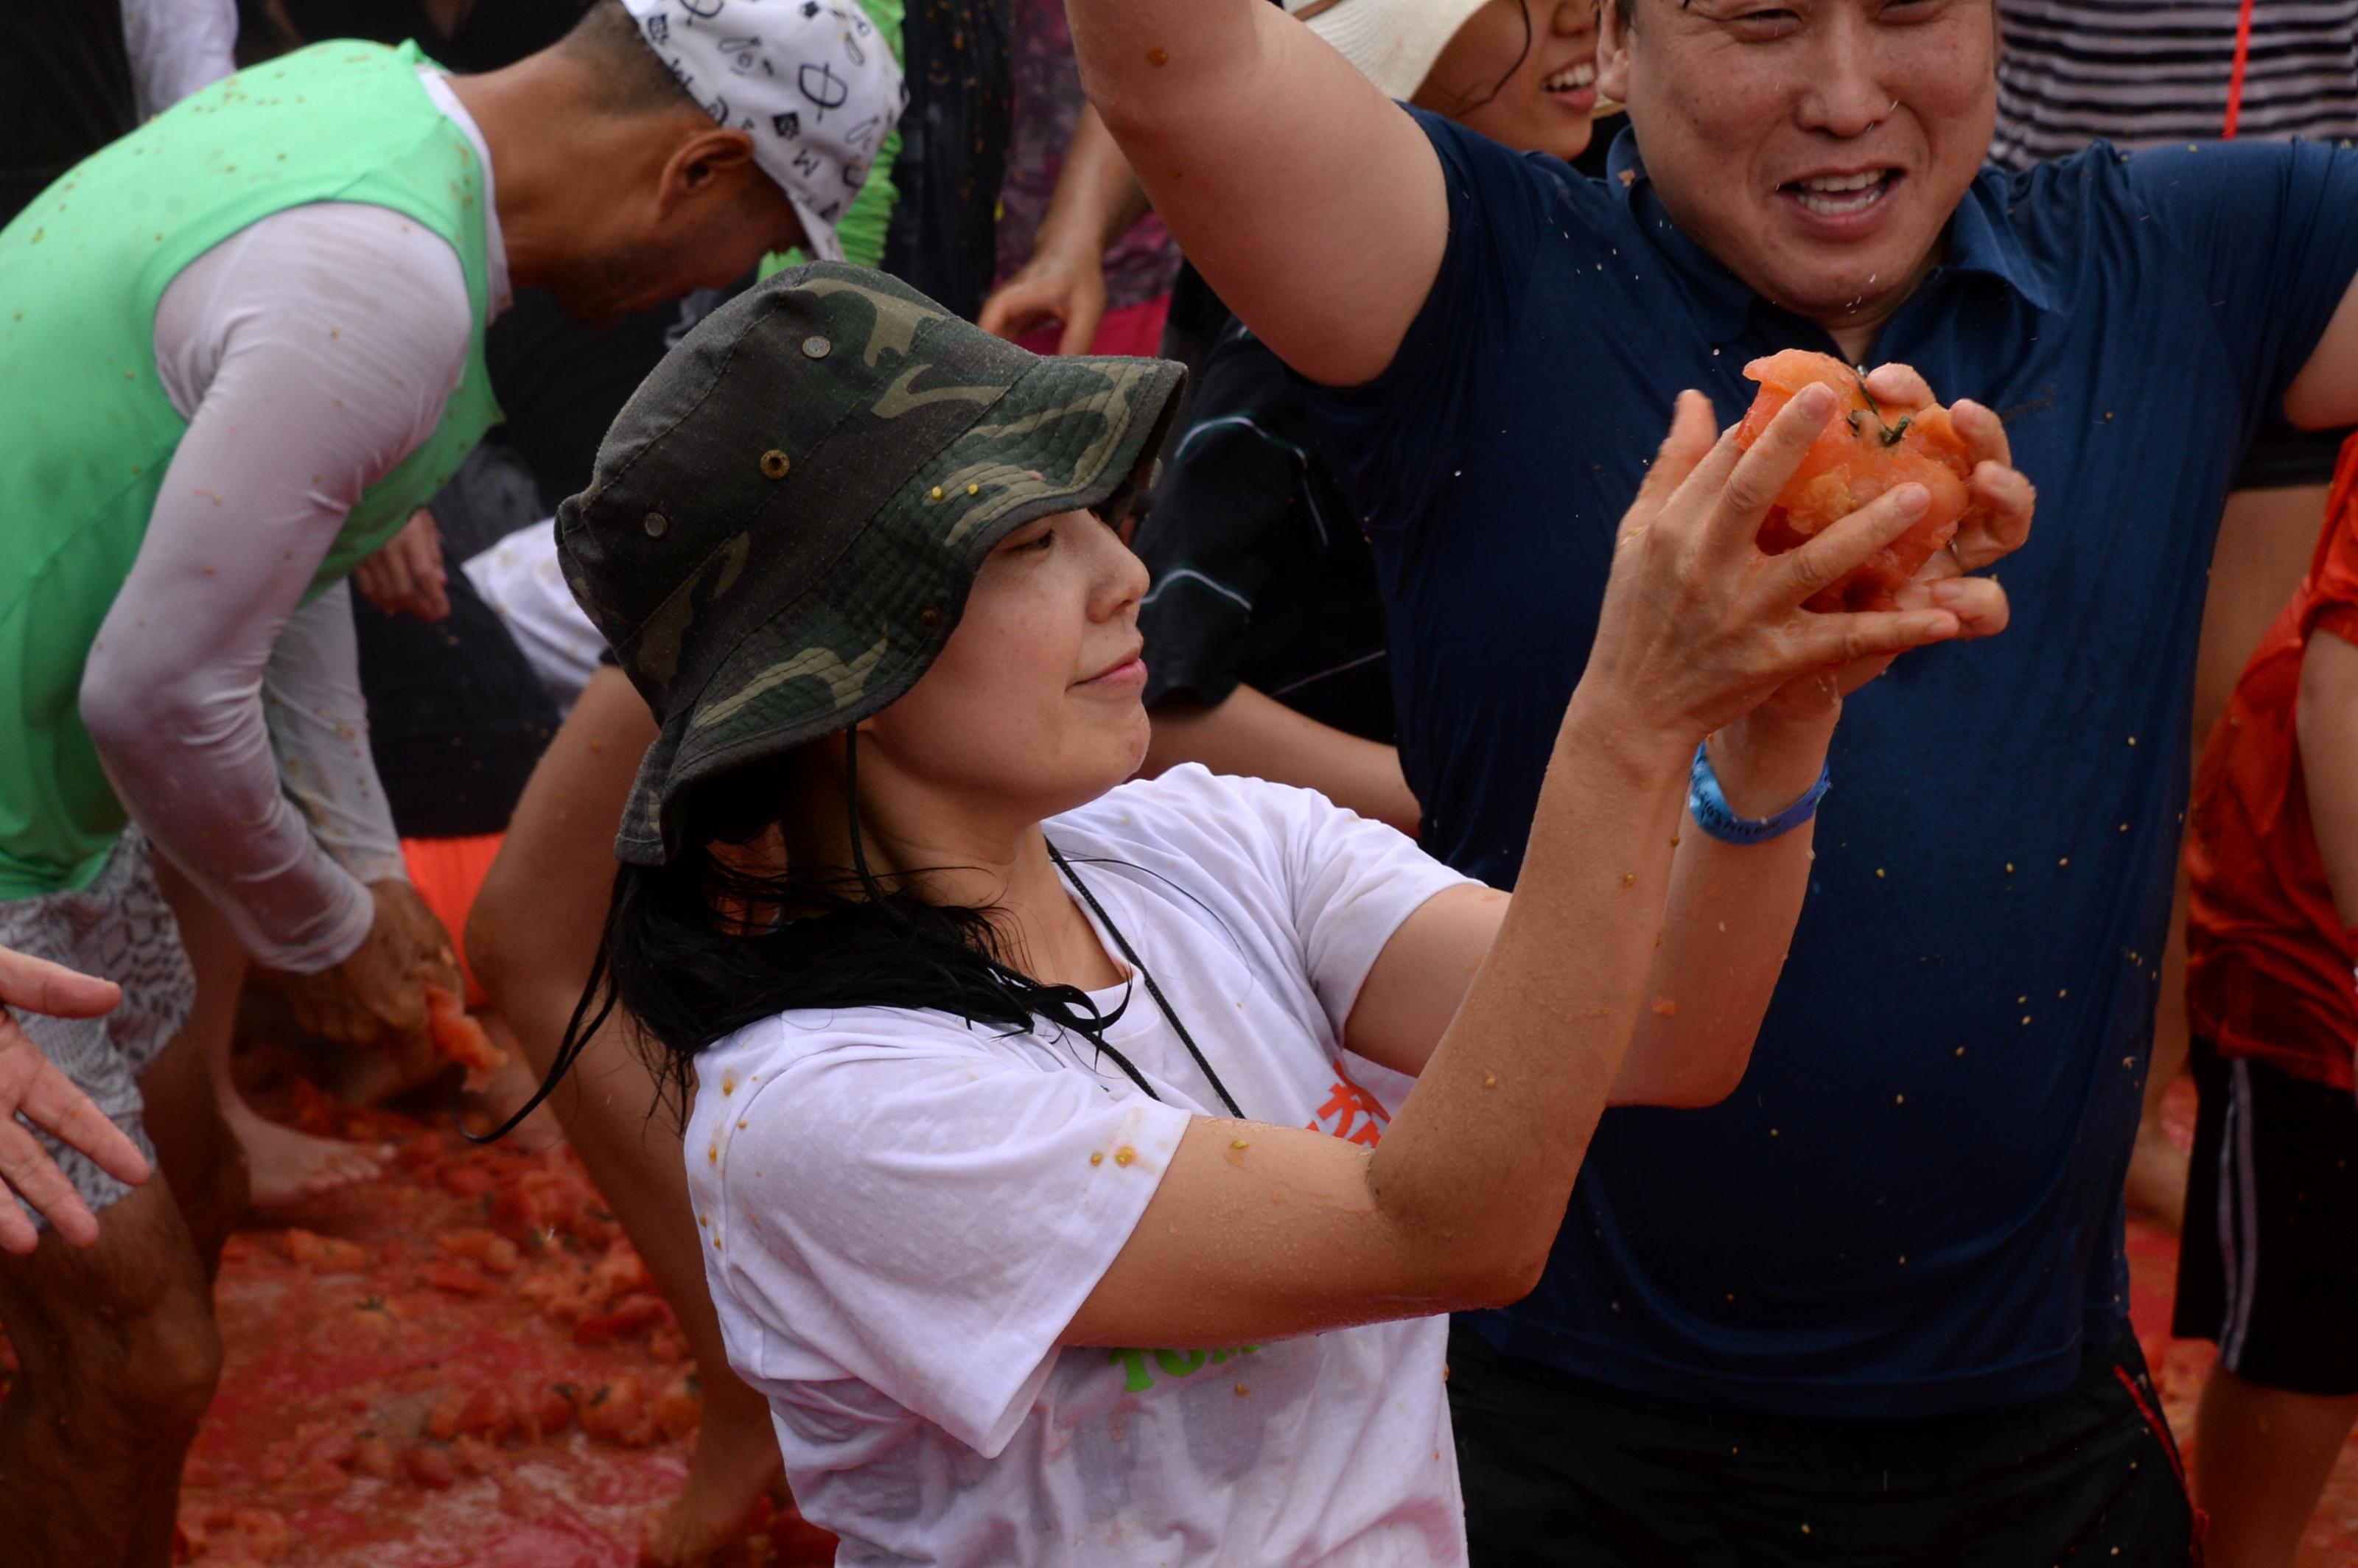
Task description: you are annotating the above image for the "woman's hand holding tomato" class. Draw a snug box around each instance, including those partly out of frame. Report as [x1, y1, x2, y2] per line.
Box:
[1578, 388, 1979, 763]
[1743, 363, 2034, 731]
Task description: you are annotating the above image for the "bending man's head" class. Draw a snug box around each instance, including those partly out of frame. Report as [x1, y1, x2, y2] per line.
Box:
[481, 0, 902, 324]
[1597, 0, 1999, 333]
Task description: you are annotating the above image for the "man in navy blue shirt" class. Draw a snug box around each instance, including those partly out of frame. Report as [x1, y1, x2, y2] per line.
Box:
[1067, 0, 2358, 1559]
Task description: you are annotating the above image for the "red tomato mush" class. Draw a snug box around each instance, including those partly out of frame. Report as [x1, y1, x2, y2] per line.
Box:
[1735, 349, 1974, 611]
[423, 982, 507, 1083]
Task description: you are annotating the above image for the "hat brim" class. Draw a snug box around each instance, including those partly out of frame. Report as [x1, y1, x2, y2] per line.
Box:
[1300, 0, 1493, 101]
[613, 351, 1187, 866]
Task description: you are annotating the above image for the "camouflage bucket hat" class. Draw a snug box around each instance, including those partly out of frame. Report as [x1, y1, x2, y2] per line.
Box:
[556, 262, 1187, 866]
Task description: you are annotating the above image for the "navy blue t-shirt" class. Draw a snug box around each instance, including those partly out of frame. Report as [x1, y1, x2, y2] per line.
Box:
[1303, 118, 2358, 1416]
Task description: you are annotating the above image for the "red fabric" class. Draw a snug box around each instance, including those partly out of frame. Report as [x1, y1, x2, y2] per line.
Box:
[1014, 293, 1173, 360]
[399, 833, 504, 1011]
[2224, 0, 2257, 137]
[2185, 437, 2358, 1090]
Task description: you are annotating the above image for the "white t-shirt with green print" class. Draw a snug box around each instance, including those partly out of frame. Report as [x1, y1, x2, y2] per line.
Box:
[687, 765, 1477, 1566]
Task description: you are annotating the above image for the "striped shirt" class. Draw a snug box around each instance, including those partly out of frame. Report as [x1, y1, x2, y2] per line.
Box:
[1993, 0, 2358, 168]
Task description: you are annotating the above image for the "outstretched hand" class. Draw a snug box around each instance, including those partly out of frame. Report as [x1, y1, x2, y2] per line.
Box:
[1579, 386, 1975, 753]
[979, 239, 1110, 357]
[0, 945, 152, 1253]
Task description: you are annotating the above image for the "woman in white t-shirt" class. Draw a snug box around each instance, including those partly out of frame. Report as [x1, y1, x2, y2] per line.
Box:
[539, 265, 2023, 1566]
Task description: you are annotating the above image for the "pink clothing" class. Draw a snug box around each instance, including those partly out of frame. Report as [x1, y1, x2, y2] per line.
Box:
[1014, 295, 1173, 359]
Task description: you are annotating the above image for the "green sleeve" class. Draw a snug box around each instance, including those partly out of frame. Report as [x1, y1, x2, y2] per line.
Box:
[760, 0, 903, 277]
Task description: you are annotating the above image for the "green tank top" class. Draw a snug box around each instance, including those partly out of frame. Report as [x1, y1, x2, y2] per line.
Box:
[0, 41, 503, 898]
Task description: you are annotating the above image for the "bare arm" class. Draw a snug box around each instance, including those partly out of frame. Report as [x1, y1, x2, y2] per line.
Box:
[1063, 386, 1978, 1348]
[979, 105, 1153, 355]
[468, 665, 660, 1089]
[1068, 0, 1446, 385]
[1143, 687, 1421, 837]
[2284, 276, 2358, 432]
[2298, 626, 2358, 928]
[1339, 710, 1834, 1111]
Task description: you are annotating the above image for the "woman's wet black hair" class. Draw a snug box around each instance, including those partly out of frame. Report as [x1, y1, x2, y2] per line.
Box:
[480, 732, 1145, 1139]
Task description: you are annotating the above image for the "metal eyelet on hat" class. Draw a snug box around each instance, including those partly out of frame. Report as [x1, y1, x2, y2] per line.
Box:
[760, 449, 791, 480]
[802, 335, 832, 360]
[918, 605, 942, 631]
[643, 511, 668, 539]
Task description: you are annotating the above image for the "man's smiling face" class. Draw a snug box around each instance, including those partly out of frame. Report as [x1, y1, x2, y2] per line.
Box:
[1598, 0, 1999, 340]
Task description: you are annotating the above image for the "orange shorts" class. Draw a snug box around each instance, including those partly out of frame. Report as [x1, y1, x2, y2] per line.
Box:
[401, 833, 503, 1009]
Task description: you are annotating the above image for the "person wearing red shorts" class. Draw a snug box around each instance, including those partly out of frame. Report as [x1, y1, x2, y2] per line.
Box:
[2182, 435, 2358, 1567]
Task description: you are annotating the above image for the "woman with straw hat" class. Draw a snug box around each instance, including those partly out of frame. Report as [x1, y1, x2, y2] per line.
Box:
[538, 260, 2007, 1565]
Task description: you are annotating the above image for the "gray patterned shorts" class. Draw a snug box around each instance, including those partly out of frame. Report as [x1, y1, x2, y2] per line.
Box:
[0, 830, 195, 1229]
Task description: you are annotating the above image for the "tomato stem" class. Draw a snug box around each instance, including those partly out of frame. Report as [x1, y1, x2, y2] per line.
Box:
[1850, 369, 1912, 447]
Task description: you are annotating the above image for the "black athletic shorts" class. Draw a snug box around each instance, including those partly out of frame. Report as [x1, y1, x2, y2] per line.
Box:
[2235, 421, 2355, 491]
[2176, 1035, 2358, 1396]
[1446, 1323, 2200, 1567]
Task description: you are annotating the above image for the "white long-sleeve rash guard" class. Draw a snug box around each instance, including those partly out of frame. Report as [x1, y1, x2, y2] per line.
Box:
[81, 77, 509, 973]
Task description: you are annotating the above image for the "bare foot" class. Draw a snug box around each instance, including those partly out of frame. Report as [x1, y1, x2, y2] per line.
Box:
[639, 1385, 787, 1568]
[2125, 1125, 2189, 1234]
[223, 1095, 392, 1210]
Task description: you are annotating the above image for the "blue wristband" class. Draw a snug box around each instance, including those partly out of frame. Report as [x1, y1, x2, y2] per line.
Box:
[1687, 741, 1831, 845]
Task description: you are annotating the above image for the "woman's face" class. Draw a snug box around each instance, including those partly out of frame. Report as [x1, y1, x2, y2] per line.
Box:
[1413, 0, 1603, 164]
[858, 508, 1152, 825]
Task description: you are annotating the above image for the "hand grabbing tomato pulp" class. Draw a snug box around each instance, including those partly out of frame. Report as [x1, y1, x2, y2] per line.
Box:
[1735, 350, 1973, 611]
[424, 983, 506, 1080]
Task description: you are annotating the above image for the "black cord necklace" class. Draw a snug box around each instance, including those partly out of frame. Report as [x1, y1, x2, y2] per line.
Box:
[1046, 839, 1246, 1121]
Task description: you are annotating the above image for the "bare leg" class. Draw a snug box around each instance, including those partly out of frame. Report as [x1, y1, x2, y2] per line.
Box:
[169, 858, 389, 1208]
[0, 870, 241, 1568]
[2132, 486, 2332, 1231]
[117, 870, 253, 1564]
[0, 1175, 222, 1568]
[469, 668, 783, 1568]
[2127, 872, 2193, 1232]
[2194, 1364, 2358, 1568]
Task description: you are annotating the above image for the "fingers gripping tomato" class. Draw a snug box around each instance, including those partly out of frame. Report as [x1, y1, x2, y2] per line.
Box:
[1735, 350, 1973, 611]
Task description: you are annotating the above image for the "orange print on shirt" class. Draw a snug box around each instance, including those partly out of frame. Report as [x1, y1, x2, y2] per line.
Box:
[1308, 1061, 1390, 1147]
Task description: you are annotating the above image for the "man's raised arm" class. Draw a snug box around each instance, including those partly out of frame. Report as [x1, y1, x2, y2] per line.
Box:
[1069, 0, 1448, 386]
